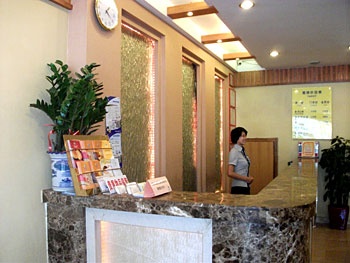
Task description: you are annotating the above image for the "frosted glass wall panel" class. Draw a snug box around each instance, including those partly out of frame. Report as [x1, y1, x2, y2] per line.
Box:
[86, 208, 212, 263]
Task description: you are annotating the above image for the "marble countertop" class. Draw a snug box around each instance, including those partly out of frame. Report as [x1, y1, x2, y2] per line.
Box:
[156, 159, 317, 208]
[43, 159, 317, 220]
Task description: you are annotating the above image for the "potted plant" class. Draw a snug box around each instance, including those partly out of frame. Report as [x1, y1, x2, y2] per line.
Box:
[319, 136, 350, 230]
[30, 60, 108, 191]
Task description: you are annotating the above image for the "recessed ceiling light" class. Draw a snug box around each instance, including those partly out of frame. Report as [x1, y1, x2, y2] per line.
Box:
[217, 39, 222, 43]
[239, 0, 255, 10]
[187, 11, 193, 17]
[270, 50, 279, 57]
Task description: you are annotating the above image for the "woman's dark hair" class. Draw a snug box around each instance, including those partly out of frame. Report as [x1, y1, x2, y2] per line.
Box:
[230, 127, 248, 144]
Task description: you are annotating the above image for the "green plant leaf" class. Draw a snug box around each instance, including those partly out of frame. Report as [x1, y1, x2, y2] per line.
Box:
[29, 60, 108, 152]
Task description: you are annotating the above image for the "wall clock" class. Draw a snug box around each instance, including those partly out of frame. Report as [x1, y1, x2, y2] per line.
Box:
[95, 0, 119, 31]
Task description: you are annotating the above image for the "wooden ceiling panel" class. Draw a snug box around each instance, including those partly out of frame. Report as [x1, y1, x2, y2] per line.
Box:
[223, 52, 255, 61]
[167, 2, 218, 19]
[201, 33, 241, 44]
[49, 0, 72, 10]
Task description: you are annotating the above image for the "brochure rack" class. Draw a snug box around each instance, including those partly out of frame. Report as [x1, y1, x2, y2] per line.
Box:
[63, 135, 120, 196]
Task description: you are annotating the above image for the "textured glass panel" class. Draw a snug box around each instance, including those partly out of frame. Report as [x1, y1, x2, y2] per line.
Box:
[182, 58, 197, 191]
[214, 78, 222, 190]
[121, 25, 153, 182]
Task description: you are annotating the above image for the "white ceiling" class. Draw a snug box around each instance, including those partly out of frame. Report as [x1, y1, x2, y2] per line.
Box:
[143, 0, 350, 72]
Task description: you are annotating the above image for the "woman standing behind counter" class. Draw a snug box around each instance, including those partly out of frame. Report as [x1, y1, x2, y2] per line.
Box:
[228, 127, 254, 195]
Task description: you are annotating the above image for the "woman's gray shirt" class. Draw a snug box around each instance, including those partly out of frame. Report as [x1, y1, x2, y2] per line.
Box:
[228, 144, 250, 187]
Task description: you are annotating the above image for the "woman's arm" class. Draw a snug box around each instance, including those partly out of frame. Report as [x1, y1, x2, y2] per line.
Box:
[227, 164, 254, 184]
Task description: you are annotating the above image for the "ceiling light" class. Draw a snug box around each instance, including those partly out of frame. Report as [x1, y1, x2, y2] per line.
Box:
[270, 50, 279, 57]
[239, 0, 255, 10]
[217, 39, 222, 43]
[187, 11, 193, 17]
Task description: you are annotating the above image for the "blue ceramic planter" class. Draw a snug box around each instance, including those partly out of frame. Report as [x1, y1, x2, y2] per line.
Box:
[48, 152, 74, 192]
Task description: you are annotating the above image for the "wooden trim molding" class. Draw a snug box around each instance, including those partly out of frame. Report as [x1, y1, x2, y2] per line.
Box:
[49, 0, 73, 10]
[233, 65, 350, 87]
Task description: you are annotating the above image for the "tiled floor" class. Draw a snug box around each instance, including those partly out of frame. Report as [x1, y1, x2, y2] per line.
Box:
[311, 224, 350, 263]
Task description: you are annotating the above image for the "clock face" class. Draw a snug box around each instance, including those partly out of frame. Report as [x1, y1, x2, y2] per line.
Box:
[95, 0, 118, 30]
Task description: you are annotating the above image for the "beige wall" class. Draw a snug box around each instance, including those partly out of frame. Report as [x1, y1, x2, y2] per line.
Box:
[0, 0, 68, 262]
[236, 82, 350, 221]
[236, 82, 350, 172]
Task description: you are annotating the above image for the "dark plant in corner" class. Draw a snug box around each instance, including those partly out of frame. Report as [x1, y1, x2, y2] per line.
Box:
[319, 136, 350, 229]
[30, 60, 108, 152]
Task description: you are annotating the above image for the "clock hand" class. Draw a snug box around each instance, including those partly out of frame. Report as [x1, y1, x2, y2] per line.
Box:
[105, 7, 111, 18]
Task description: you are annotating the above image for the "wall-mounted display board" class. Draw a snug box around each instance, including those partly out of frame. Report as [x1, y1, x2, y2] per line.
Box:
[292, 87, 332, 139]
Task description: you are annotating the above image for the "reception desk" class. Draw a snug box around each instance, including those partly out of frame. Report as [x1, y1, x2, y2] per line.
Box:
[43, 159, 317, 262]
